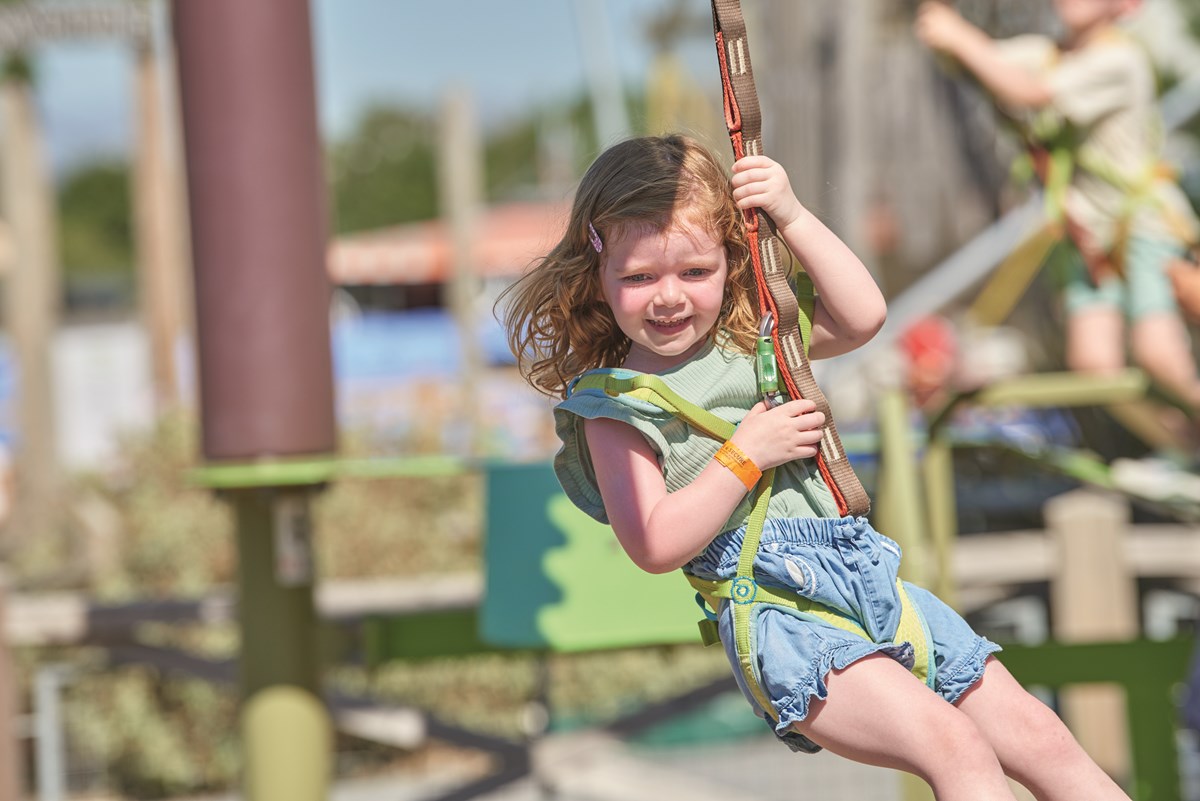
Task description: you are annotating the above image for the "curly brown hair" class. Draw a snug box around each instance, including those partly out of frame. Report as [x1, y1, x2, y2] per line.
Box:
[500, 134, 761, 398]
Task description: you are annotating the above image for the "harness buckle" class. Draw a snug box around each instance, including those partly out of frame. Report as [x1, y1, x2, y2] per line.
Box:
[757, 313, 783, 408]
[730, 576, 758, 605]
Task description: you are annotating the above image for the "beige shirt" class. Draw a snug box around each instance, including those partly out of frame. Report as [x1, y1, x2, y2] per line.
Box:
[997, 31, 1198, 249]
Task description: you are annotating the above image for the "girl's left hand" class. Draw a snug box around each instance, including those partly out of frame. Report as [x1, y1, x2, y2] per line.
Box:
[914, 2, 968, 54]
[731, 156, 804, 231]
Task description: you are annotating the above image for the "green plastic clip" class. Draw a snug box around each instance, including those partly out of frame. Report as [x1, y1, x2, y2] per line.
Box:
[757, 313, 783, 407]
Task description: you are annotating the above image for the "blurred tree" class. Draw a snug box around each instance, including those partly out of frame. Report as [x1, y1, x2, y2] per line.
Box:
[58, 162, 133, 283]
[486, 95, 599, 201]
[328, 105, 438, 234]
[640, 0, 723, 140]
[329, 93, 626, 227]
[1178, 0, 1200, 32]
[485, 112, 548, 201]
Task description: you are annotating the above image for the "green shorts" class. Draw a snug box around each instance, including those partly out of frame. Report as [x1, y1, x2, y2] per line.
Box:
[1063, 236, 1186, 321]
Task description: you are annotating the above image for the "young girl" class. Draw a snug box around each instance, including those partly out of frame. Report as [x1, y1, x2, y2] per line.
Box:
[503, 134, 1129, 800]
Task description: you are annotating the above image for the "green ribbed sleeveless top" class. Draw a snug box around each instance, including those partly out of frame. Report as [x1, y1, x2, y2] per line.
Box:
[552, 337, 840, 530]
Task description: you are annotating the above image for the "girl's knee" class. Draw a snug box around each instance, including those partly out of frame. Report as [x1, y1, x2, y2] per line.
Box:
[931, 709, 995, 755]
[1065, 347, 1124, 375]
[911, 706, 1003, 781]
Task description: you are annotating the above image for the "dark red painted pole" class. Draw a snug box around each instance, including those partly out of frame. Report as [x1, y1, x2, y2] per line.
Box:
[174, 0, 335, 461]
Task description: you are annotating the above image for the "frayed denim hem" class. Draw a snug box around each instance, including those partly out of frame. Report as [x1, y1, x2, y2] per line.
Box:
[771, 640, 913, 736]
[939, 637, 1004, 705]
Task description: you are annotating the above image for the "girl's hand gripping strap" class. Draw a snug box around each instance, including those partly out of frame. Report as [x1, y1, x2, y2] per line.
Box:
[710, 0, 870, 516]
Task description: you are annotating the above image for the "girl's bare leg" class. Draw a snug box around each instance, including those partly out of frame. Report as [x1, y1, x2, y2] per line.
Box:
[1130, 312, 1200, 411]
[1065, 306, 1125, 376]
[793, 654, 1016, 801]
[956, 658, 1131, 801]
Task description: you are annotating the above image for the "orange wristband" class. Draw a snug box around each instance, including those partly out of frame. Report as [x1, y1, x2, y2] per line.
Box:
[714, 440, 762, 491]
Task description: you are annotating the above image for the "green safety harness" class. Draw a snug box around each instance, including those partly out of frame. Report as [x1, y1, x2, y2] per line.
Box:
[570, 368, 937, 721]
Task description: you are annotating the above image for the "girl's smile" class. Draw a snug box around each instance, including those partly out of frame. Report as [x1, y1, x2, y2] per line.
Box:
[599, 220, 729, 372]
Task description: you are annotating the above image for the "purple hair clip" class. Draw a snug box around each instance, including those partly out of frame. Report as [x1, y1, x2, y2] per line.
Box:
[587, 222, 603, 254]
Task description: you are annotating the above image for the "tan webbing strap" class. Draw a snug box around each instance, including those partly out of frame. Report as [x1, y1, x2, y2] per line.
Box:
[710, 0, 870, 517]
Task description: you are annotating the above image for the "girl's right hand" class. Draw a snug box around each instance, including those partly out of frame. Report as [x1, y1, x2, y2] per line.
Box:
[731, 399, 825, 469]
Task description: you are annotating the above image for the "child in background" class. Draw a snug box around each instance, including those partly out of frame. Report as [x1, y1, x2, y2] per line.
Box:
[916, 0, 1200, 414]
[502, 133, 1129, 800]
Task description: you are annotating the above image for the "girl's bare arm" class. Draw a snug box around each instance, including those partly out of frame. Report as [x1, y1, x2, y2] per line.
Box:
[915, 2, 1052, 110]
[731, 156, 886, 359]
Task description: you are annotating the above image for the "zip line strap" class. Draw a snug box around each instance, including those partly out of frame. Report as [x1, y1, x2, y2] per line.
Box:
[709, 0, 870, 517]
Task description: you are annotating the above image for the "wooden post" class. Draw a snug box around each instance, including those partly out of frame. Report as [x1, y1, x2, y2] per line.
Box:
[132, 32, 191, 414]
[0, 74, 61, 547]
[438, 88, 484, 457]
[833, 0, 877, 279]
[1045, 489, 1137, 782]
[0, 569, 21, 801]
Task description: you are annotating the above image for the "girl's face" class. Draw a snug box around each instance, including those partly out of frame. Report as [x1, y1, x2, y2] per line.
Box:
[599, 217, 728, 372]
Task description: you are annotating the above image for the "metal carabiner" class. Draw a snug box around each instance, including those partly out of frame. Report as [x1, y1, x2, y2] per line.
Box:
[756, 312, 783, 408]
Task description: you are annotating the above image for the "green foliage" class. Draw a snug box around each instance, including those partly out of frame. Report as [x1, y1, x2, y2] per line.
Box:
[67, 666, 240, 799]
[328, 106, 438, 234]
[1181, 0, 1200, 36]
[328, 91, 617, 235]
[484, 116, 540, 201]
[87, 412, 234, 601]
[484, 96, 596, 200]
[58, 161, 134, 281]
[314, 469, 481, 580]
[327, 644, 728, 741]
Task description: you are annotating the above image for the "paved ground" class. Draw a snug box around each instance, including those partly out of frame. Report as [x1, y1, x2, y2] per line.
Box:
[316, 733, 902, 801]
[173, 709, 1200, 801]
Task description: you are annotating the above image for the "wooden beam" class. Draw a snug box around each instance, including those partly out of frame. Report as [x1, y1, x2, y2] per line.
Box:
[4, 574, 482, 646]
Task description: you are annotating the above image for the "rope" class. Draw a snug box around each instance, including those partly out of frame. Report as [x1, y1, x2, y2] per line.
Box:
[709, 0, 870, 517]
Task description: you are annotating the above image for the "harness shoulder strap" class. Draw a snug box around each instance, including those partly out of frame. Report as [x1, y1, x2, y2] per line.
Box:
[572, 371, 737, 441]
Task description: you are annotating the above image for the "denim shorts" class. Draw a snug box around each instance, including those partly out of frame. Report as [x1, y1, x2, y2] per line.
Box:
[686, 516, 1001, 753]
[1063, 235, 1185, 320]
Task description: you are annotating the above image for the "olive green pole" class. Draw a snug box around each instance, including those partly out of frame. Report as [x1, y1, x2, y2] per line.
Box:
[921, 435, 958, 608]
[234, 489, 329, 801]
[875, 386, 929, 586]
[875, 387, 939, 801]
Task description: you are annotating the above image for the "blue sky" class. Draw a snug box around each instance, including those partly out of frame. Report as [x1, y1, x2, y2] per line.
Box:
[31, 0, 711, 177]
